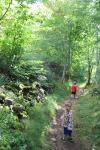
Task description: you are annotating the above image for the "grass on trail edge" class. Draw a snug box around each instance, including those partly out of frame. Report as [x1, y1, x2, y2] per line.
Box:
[25, 82, 68, 150]
[74, 94, 100, 150]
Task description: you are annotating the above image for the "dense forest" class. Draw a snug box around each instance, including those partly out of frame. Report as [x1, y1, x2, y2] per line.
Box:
[0, 0, 100, 150]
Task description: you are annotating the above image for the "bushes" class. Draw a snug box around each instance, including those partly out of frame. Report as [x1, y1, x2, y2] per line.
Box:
[0, 81, 67, 150]
[0, 108, 26, 150]
[90, 84, 100, 96]
[21, 82, 67, 150]
[24, 95, 58, 150]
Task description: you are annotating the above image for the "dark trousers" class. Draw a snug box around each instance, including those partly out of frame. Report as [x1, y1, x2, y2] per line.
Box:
[64, 127, 72, 137]
[71, 91, 76, 98]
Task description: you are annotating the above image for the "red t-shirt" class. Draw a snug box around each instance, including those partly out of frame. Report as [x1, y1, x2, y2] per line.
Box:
[71, 84, 77, 92]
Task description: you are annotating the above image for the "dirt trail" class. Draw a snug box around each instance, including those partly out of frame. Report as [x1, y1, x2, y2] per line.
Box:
[48, 91, 89, 150]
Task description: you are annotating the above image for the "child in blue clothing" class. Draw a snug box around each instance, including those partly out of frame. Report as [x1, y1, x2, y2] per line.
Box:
[61, 102, 74, 142]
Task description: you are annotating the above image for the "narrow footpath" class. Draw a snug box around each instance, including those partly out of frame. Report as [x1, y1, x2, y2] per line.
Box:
[48, 90, 90, 150]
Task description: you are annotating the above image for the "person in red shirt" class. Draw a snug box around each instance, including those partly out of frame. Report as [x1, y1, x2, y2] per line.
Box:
[71, 82, 77, 99]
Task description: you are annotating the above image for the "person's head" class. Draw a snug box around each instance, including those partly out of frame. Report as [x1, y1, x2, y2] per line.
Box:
[73, 81, 76, 85]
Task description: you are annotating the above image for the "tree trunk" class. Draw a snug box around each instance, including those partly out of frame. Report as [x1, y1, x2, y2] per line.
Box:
[95, 31, 100, 84]
[86, 49, 92, 85]
[87, 64, 92, 85]
[61, 63, 66, 82]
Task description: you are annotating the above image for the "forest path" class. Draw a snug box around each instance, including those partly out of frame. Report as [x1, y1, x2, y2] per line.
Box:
[48, 89, 89, 150]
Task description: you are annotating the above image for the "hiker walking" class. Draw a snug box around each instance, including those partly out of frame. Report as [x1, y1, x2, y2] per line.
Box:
[71, 82, 77, 99]
[61, 102, 74, 142]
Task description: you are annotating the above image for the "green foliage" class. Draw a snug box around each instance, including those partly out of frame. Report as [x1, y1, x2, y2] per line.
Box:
[25, 100, 55, 149]
[20, 82, 67, 150]
[74, 94, 100, 150]
[0, 0, 33, 73]
[90, 84, 100, 96]
[0, 108, 26, 150]
[0, 0, 100, 149]
[0, 0, 99, 82]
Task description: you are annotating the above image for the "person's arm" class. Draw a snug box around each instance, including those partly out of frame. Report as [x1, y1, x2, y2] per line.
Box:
[61, 112, 67, 127]
[60, 114, 64, 126]
[68, 111, 73, 130]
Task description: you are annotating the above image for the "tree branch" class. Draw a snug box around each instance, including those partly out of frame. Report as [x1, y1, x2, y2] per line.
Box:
[0, 0, 12, 21]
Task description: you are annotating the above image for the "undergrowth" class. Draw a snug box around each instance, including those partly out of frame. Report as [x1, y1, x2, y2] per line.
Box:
[22, 82, 68, 150]
[74, 94, 100, 150]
